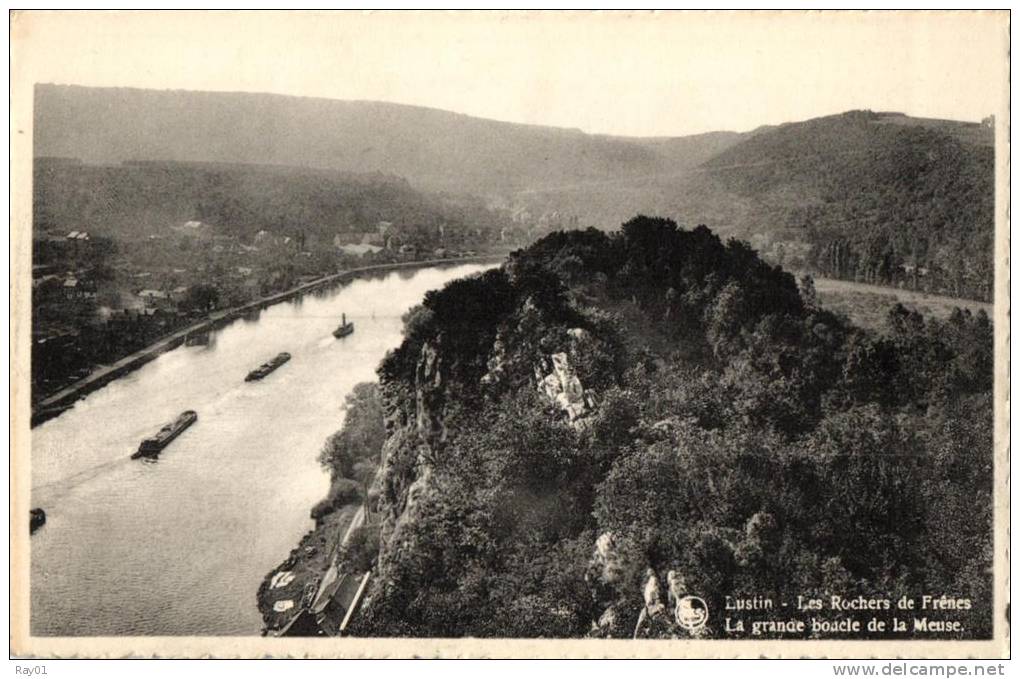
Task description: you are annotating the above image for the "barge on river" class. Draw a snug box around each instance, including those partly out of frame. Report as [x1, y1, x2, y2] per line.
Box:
[30, 508, 46, 534]
[246, 352, 292, 382]
[333, 314, 354, 339]
[132, 410, 198, 459]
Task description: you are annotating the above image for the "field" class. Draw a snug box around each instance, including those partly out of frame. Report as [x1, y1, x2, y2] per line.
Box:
[814, 277, 993, 332]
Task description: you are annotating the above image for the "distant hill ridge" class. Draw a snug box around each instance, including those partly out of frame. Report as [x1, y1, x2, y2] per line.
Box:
[34, 84, 995, 300]
[34, 84, 741, 196]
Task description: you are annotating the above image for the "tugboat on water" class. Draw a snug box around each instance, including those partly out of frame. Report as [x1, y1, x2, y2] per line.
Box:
[30, 508, 46, 534]
[246, 352, 292, 382]
[132, 410, 198, 459]
[333, 313, 355, 339]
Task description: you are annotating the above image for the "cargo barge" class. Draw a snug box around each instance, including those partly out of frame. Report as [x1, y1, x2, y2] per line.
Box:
[132, 410, 198, 459]
[246, 352, 292, 382]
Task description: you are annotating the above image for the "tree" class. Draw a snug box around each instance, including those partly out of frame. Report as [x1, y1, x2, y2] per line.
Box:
[352, 460, 377, 501]
[318, 382, 386, 480]
[311, 478, 361, 521]
[799, 274, 817, 307]
[183, 283, 219, 313]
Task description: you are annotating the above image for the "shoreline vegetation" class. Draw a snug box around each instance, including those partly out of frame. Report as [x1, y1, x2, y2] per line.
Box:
[30, 254, 503, 428]
[257, 382, 387, 635]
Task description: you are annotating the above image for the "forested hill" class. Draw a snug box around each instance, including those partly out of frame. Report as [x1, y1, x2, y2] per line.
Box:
[33, 159, 508, 246]
[348, 219, 992, 639]
[36, 86, 995, 300]
[33, 84, 741, 196]
[526, 111, 995, 301]
[688, 111, 995, 300]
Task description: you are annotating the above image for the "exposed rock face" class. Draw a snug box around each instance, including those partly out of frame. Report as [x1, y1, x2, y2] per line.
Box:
[642, 568, 665, 618]
[364, 337, 451, 619]
[413, 340, 446, 462]
[592, 607, 619, 638]
[633, 568, 676, 638]
[363, 299, 614, 626]
[587, 532, 627, 638]
[666, 570, 689, 612]
[534, 328, 598, 423]
[591, 532, 623, 585]
[481, 334, 508, 388]
[586, 531, 715, 640]
[536, 352, 587, 419]
[628, 566, 712, 639]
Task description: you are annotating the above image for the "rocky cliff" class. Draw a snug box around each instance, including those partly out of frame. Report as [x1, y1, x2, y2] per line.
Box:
[343, 220, 994, 639]
[345, 252, 637, 635]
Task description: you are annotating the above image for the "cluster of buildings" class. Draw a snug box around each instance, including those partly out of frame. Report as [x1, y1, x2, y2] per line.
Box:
[136, 286, 191, 311]
[329, 220, 462, 259]
[510, 207, 579, 230]
[331, 221, 397, 256]
[32, 264, 97, 302]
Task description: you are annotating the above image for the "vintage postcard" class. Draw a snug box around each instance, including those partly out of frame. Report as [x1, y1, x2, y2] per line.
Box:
[9, 10, 1010, 659]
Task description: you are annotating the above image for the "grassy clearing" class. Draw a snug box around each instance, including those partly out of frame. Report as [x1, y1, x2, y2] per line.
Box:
[814, 278, 992, 333]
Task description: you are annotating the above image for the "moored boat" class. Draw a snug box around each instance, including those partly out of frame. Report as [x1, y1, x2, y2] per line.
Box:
[30, 508, 46, 534]
[132, 410, 198, 459]
[333, 314, 354, 339]
[246, 352, 292, 382]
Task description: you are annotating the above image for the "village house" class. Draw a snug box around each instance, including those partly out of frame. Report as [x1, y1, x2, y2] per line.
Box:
[62, 276, 97, 301]
[333, 233, 383, 256]
[138, 288, 174, 311]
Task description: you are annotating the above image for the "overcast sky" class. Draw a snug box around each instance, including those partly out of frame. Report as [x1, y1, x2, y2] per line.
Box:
[12, 11, 1009, 138]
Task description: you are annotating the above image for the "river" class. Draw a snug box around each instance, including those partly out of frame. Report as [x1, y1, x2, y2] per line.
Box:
[29, 262, 493, 636]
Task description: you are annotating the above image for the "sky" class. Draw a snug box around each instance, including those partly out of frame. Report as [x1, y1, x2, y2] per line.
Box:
[11, 10, 1010, 138]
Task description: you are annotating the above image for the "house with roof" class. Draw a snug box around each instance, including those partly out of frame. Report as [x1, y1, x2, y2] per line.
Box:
[138, 288, 174, 311]
[62, 276, 97, 300]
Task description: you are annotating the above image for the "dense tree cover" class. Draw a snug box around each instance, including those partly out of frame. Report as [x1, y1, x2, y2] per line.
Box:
[33, 160, 511, 249]
[698, 111, 995, 300]
[180, 283, 219, 313]
[480, 111, 994, 303]
[354, 217, 993, 639]
[314, 383, 386, 521]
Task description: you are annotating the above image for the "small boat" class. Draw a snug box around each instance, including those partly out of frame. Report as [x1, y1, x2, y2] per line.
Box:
[246, 352, 292, 382]
[132, 410, 198, 459]
[333, 314, 354, 339]
[30, 508, 46, 534]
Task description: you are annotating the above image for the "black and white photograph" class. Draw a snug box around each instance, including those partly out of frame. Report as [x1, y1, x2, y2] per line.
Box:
[9, 10, 1010, 660]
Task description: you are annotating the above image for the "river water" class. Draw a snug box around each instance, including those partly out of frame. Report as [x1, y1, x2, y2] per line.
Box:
[30, 263, 492, 636]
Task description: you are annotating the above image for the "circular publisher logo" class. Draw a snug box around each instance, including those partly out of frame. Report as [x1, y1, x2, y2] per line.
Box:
[675, 595, 709, 631]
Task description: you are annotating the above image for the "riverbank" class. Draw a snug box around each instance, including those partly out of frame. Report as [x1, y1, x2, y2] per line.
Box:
[256, 503, 360, 634]
[258, 381, 385, 636]
[30, 254, 504, 427]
